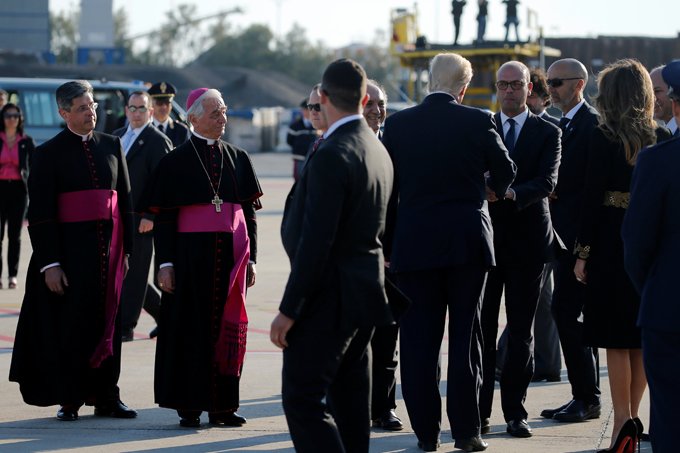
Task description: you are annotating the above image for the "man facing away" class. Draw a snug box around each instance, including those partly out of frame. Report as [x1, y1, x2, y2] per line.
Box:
[479, 61, 562, 439]
[9, 80, 137, 421]
[146, 88, 262, 428]
[382, 52, 516, 452]
[113, 91, 172, 341]
[271, 58, 394, 453]
[541, 58, 602, 423]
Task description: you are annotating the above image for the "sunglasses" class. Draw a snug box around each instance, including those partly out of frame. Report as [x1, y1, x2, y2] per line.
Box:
[546, 77, 582, 88]
[3, 113, 20, 119]
[306, 103, 321, 112]
[127, 105, 149, 113]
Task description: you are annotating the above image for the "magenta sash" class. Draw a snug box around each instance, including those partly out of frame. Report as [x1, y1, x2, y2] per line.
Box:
[58, 189, 125, 368]
[177, 203, 250, 377]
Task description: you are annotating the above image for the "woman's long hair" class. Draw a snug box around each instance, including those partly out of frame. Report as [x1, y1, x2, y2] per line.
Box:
[0, 103, 25, 136]
[593, 59, 658, 165]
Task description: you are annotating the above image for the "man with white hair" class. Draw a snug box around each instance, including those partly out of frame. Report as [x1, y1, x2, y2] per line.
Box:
[144, 88, 263, 428]
[382, 52, 516, 452]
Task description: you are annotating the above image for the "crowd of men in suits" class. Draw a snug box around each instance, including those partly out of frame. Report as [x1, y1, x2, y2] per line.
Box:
[8, 52, 680, 453]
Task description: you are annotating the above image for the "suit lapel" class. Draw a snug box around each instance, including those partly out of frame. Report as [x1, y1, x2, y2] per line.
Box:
[561, 102, 588, 142]
[513, 113, 536, 155]
[126, 127, 147, 161]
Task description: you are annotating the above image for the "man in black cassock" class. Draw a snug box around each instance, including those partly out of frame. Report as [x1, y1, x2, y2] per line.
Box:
[145, 88, 262, 428]
[9, 80, 137, 421]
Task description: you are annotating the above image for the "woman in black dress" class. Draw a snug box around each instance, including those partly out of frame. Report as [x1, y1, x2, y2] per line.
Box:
[573, 59, 671, 451]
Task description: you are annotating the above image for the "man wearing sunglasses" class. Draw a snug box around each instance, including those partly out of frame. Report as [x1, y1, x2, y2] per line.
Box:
[287, 98, 317, 181]
[542, 58, 601, 423]
[148, 81, 190, 148]
[113, 92, 172, 343]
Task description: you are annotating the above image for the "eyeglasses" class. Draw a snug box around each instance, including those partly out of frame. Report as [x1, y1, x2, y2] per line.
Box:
[306, 103, 321, 112]
[74, 102, 98, 114]
[495, 80, 526, 90]
[3, 113, 20, 119]
[546, 77, 582, 88]
[127, 105, 149, 113]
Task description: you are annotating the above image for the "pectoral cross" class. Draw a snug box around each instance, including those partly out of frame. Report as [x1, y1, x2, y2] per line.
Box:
[212, 194, 223, 213]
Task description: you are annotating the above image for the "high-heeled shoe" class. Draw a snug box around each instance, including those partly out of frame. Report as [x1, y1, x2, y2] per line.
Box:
[597, 419, 639, 453]
[632, 417, 650, 442]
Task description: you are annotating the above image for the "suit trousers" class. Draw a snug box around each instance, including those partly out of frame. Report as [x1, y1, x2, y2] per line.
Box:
[370, 323, 399, 418]
[533, 262, 562, 376]
[397, 265, 486, 441]
[480, 262, 545, 421]
[642, 328, 680, 453]
[120, 228, 154, 332]
[0, 180, 27, 279]
[552, 254, 600, 404]
[282, 301, 374, 453]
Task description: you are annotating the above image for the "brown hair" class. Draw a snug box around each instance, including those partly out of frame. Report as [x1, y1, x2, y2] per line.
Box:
[0, 103, 24, 135]
[594, 59, 657, 165]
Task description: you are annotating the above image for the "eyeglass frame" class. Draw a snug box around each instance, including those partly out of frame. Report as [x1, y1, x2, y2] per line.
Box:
[546, 77, 583, 88]
[127, 105, 150, 113]
[306, 103, 321, 112]
[3, 113, 20, 119]
[495, 80, 527, 91]
[70, 102, 99, 114]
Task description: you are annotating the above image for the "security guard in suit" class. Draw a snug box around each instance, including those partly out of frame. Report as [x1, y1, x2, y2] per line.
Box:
[148, 82, 191, 148]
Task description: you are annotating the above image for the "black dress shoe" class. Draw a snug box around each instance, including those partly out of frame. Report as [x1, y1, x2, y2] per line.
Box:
[57, 406, 79, 421]
[149, 326, 159, 338]
[531, 373, 562, 382]
[372, 409, 404, 431]
[540, 400, 572, 419]
[208, 412, 247, 426]
[121, 329, 134, 342]
[94, 400, 138, 418]
[481, 417, 490, 435]
[417, 440, 440, 451]
[506, 419, 532, 437]
[454, 435, 488, 452]
[552, 400, 601, 422]
[179, 416, 201, 427]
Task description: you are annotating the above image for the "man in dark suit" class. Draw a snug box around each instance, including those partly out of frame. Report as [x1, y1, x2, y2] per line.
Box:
[271, 59, 394, 453]
[286, 98, 318, 180]
[622, 62, 680, 453]
[382, 52, 516, 452]
[113, 91, 172, 341]
[541, 58, 602, 423]
[148, 81, 190, 148]
[479, 61, 562, 439]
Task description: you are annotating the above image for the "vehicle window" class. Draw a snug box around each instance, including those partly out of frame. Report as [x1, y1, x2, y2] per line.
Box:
[20, 90, 62, 128]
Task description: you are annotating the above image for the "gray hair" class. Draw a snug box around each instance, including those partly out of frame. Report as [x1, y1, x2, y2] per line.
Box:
[187, 89, 225, 119]
[367, 79, 388, 102]
[56, 80, 93, 111]
[429, 53, 473, 96]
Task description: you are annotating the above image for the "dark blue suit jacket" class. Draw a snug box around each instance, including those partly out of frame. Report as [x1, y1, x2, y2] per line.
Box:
[491, 111, 563, 265]
[550, 101, 599, 250]
[622, 137, 680, 332]
[382, 93, 516, 272]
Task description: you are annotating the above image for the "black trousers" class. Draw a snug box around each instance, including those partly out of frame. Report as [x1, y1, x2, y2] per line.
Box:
[282, 296, 374, 453]
[479, 262, 545, 421]
[0, 180, 27, 279]
[120, 227, 160, 332]
[397, 265, 486, 442]
[642, 328, 680, 453]
[370, 324, 399, 419]
[552, 254, 600, 404]
[533, 262, 562, 376]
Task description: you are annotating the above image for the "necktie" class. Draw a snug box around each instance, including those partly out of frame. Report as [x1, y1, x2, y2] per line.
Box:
[311, 137, 324, 155]
[504, 118, 516, 153]
[122, 129, 136, 155]
[558, 116, 570, 131]
[157, 123, 164, 134]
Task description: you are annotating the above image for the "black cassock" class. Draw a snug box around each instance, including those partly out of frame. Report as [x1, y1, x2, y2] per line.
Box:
[146, 135, 261, 412]
[9, 129, 134, 406]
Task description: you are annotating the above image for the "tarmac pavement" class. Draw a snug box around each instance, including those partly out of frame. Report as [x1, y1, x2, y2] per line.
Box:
[0, 151, 651, 452]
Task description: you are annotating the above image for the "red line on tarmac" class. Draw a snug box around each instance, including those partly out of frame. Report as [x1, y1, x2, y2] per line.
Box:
[0, 334, 15, 343]
[0, 308, 19, 315]
[248, 327, 271, 335]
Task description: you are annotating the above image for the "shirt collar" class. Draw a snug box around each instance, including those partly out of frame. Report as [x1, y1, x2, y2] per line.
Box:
[192, 130, 218, 145]
[323, 114, 364, 139]
[126, 122, 149, 136]
[500, 107, 529, 129]
[154, 119, 170, 129]
[68, 127, 93, 142]
[425, 91, 458, 102]
[564, 99, 586, 120]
